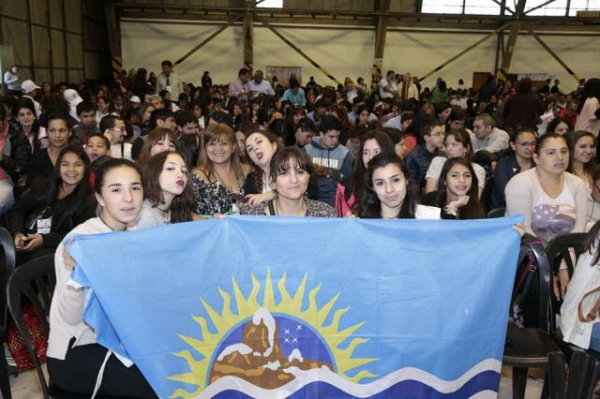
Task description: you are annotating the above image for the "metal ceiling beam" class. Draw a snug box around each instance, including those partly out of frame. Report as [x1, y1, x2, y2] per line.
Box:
[522, 23, 580, 82]
[243, 1, 254, 71]
[372, 0, 390, 90]
[173, 13, 244, 68]
[254, 15, 341, 85]
[104, 3, 122, 79]
[498, 0, 528, 81]
[419, 22, 511, 82]
[524, 0, 557, 15]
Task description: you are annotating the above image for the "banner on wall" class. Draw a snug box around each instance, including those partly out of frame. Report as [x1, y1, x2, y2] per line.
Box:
[69, 216, 521, 398]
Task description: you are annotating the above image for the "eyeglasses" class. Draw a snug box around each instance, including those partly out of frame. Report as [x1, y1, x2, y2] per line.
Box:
[516, 141, 536, 148]
[111, 127, 126, 133]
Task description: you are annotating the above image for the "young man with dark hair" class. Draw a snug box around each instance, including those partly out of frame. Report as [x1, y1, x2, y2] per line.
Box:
[281, 78, 306, 106]
[156, 60, 183, 99]
[303, 115, 354, 205]
[307, 99, 331, 127]
[228, 68, 251, 101]
[406, 121, 444, 185]
[73, 102, 98, 145]
[175, 111, 199, 136]
[294, 117, 316, 148]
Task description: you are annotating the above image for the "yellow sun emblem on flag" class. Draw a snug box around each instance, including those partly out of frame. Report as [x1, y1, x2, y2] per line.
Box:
[168, 270, 377, 398]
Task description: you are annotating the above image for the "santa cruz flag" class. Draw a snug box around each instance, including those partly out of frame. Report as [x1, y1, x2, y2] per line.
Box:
[69, 216, 522, 398]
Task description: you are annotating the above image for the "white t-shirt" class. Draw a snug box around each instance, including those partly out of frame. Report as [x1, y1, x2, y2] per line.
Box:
[415, 204, 441, 219]
[378, 78, 397, 99]
[110, 142, 132, 160]
[135, 199, 170, 229]
[505, 168, 588, 245]
[425, 156, 486, 189]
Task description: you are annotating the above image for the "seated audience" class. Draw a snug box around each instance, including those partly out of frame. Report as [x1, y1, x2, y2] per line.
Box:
[27, 113, 75, 186]
[358, 152, 440, 219]
[506, 132, 588, 299]
[136, 128, 177, 167]
[137, 151, 194, 228]
[8, 146, 95, 265]
[193, 123, 249, 215]
[47, 158, 157, 398]
[421, 157, 484, 220]
[491, 127, 536, 209]
[303, 115, 354, 206]
[406, 121, 444, 187]
[424, 129, 486, 197]
[241, 146, 335, 217]
[336, 131, 393, 217]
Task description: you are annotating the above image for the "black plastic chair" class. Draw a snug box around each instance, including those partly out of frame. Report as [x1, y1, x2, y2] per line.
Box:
[566, 347, 600, 399]
[545, 233, 600, 398]
[0, 227, 16, 399]
[487, 207, 506, 218]
[503, 237, 566, 399]
[480, 174, 495, 213]
[7, 253, 132, 399]
[7, 254, 55, 399]
[546, 233, 586, 278]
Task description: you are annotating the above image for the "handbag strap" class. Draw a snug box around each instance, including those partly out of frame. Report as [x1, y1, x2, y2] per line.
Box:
[577, 286, 600, 322]
[267, 200, 276, 216]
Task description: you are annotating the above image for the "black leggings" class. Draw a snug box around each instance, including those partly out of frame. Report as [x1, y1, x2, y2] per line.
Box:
[47, 339, 158, 398]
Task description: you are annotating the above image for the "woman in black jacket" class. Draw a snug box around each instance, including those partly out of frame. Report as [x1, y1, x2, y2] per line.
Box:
[8, 145, 95, 265]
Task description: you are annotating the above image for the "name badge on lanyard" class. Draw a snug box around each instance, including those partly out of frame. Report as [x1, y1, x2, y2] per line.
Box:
[166, 85, 172, 93]
[37, 218, 52, 234]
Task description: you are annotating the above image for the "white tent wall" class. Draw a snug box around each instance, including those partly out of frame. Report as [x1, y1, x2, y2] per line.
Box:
[121, 20, 598, 92]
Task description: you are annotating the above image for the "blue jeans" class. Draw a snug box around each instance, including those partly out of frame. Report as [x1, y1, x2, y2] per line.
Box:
[0, 180, 14, 215]
[590, 323, 600, 351]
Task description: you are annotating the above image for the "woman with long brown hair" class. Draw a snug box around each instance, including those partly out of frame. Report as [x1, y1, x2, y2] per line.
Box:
[192, 123, 249, 215]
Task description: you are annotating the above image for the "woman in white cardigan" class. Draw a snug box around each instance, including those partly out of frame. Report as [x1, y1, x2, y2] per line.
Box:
[47, 158, 157, 398]
[561, 220, 600, 350]
[506, 132, 588, 300]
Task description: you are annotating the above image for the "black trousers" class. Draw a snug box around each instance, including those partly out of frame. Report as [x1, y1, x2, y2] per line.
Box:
[47, 339, 158, 398]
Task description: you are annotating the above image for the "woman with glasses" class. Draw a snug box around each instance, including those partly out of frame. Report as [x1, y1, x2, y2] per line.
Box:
[424, 129, 486, 198]
[506, 132, 588, 300]
[491, 127, 537, 208]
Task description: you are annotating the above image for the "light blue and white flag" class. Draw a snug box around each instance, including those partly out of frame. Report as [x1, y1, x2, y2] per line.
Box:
[69, 216, 522, 398]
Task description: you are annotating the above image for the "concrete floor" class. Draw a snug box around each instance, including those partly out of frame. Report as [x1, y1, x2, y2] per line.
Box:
[4, 365, 544, 399]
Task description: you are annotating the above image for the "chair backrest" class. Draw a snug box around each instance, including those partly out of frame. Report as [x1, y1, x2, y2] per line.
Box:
[487, 207, 506, 218]
[0, 226, 16, 337]
[7, 254, 56, 399]
[480, 175, 495, 213]
[517, 236, 553, 332]
[545, 233, 586, 277]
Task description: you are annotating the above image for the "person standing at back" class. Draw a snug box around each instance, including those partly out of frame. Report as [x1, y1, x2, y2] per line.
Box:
[156, 60, 183, 100]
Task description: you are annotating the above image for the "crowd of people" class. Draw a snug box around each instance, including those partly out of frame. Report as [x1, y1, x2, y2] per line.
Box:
[3, 60, 600, 396]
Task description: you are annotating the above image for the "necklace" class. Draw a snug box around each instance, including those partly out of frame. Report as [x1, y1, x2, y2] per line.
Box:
[99, 214, 114, 231]
[213, 167, 241, 194]
[274, 199, 307, 216]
